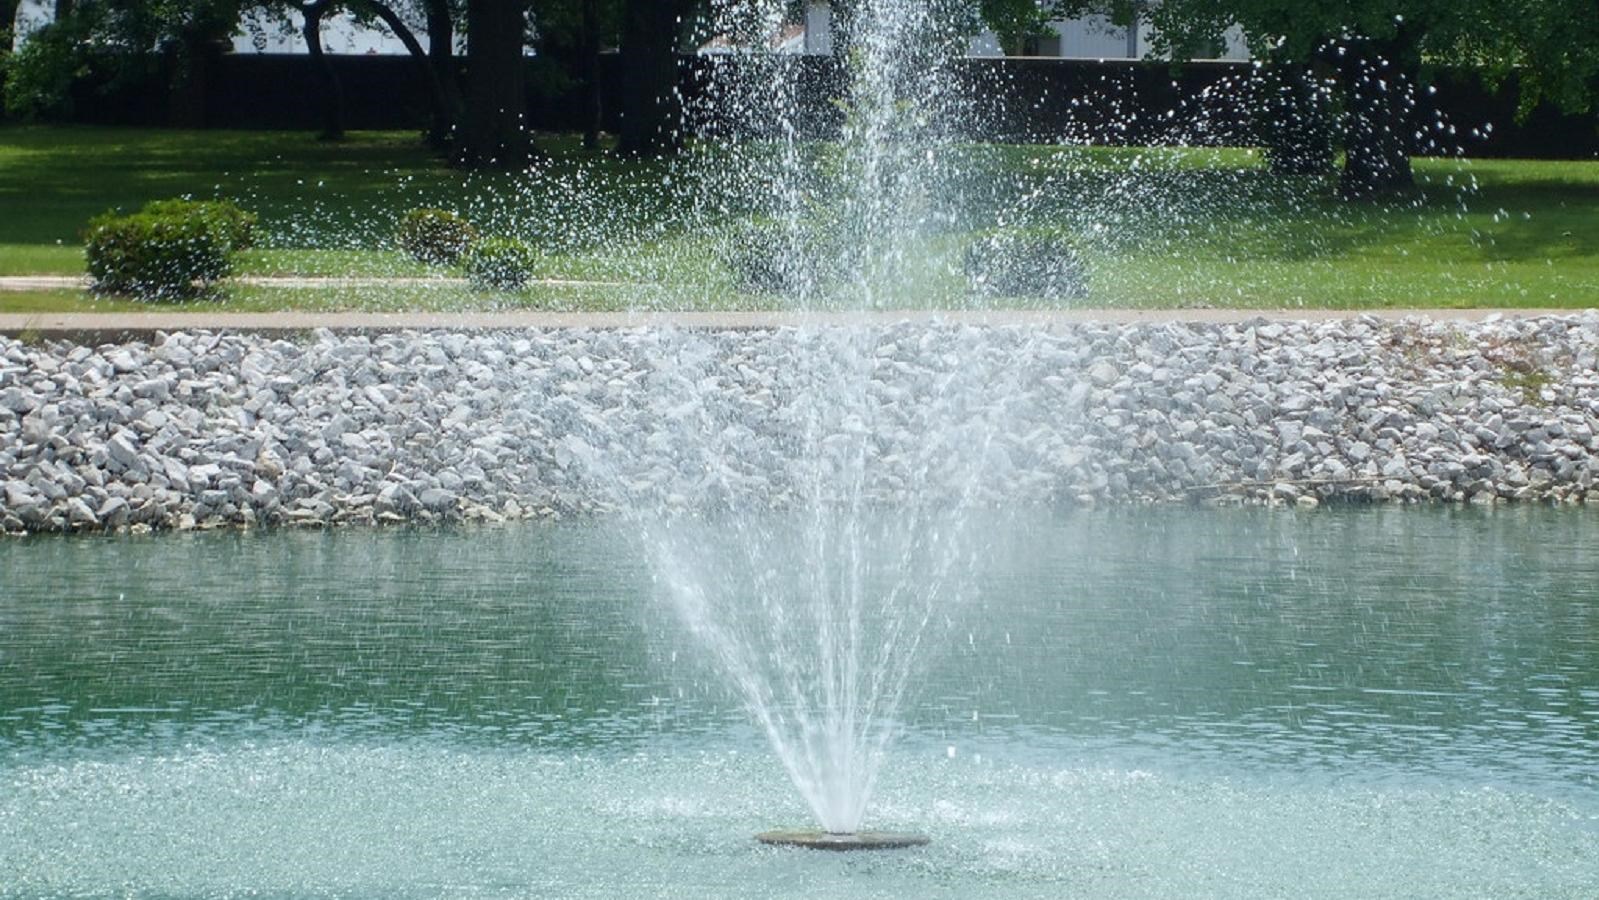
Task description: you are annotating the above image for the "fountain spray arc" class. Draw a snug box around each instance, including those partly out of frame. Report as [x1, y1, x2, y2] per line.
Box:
[704, 0, 974, 310]
[574, 0, 1008, 848]
[669, 0, 983, 846]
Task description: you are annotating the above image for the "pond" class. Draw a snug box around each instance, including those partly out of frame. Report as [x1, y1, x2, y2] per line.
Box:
[2, 506, 1596, 897]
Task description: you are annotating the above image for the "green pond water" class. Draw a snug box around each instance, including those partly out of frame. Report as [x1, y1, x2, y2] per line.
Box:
[1, 506, 1596, 897]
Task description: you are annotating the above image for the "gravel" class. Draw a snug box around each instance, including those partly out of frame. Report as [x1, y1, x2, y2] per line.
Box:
[2, 313, 1597, 534]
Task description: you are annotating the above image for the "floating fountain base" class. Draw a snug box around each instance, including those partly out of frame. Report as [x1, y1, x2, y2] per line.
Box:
[756, 830, 930, 851]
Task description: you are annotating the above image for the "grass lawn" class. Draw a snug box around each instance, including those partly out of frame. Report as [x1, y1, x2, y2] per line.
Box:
[0, 125, 1595, 312]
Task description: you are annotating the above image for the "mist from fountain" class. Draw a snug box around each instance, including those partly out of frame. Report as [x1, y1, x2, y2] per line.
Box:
[630, 327, 1035, 834]
[664, 1, 973, 835]
[571, 0, 1013, 835]
[557, 0, 1475, 838]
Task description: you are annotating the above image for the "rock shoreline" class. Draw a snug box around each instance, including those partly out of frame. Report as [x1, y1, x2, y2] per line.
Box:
[2, 314, 1598, 535]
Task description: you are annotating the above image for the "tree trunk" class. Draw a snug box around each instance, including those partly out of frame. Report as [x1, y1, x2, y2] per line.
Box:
[581, 0, 602, 150]
[618, 0, 686, 156]
[1337, 35, 1417, 198]
[349, 0, 456, 149]
[166, 35, 219, 128]
[1257, 59, 1334, 176]
[458, 0, 530, 167]
[421, 0, 463, 150]
[2, 0, 23, 35]
[301, 1, 345, 141]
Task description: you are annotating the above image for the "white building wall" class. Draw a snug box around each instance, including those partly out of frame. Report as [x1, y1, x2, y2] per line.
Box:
[11, 0, 51, 51]
[803, 1, 832, 55]
[1052, 15, 1135, 59]
[788, 3, 1236, 62]
[966, 32, 1004, 58]
[1215, 25, 1250, 61]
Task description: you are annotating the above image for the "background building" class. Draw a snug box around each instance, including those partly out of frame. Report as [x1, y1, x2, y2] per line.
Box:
[13, 1, 1244, 61]
[798, 1, 1248, 60]
[11, 0, 453, 55]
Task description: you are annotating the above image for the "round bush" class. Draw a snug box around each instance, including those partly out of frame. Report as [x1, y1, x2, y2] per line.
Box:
[84, 210, 233, 300]
[464, 238, 539, 291]
[725, 223, 804, 295]
[723, 220, 853, 296]
[964, 231, 1088, 301]
[396, 208, 477, 266]
[140, 199, 258, 251]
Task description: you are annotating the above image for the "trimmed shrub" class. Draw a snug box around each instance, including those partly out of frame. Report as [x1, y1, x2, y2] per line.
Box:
[722, 220, 856, 296]
[725, 222, 804, 295]
[84, 210, 232, 299]
[396, 208, 477, 265]
[463, 238, 539, 291]
[141, 199, 258, 251]
[964, 231, 1088, 301]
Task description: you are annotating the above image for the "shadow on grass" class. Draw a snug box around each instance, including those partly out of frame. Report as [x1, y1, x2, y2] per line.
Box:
[2, 127, 1596, 307]
[0, 126, 693, 255]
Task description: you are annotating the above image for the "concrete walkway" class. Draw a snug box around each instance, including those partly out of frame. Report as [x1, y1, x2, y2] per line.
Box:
[0, 275, 621, 291]
[0, 307, 1590, 341]
[2, 273, 1592, 338]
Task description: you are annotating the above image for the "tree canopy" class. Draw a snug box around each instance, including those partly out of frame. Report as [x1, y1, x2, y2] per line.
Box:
[1133, 0, 1598, 113]
[6, 0, 1596, 176]
[1064, 0, 1598, 195]
[976, 0, 1065, 55]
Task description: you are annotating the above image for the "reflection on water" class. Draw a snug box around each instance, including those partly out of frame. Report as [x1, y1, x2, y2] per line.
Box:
[3, 506, 1595, 787]
[937, 506, 1599, 790]
[1, 506, 1597, 896]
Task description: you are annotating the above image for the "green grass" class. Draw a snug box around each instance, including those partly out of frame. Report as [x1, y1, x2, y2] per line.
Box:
[0, 125, 688, 273]
[0, 128, 424, 272]
[1, 125, 1596, 312]
[965, 147, 1599, 307]
[0, 283, 775, 314]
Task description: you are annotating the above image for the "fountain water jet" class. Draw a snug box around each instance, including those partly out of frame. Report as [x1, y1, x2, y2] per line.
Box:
[642, 0, 991, 843]
[562, 0, 1028, 844]
[755, 829, 931, 851]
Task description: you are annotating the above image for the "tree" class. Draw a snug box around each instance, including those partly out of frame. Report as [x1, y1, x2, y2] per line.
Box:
[417, 0, 464, 148]
[6, 0, 464, 144]
[313, 0, 467, 149]
[1, 0, 22, 47]
[1252, 60, 1335, 176]
[578, 0, 602, 148]
[2, 3, 94, 118]
[978, 0, 1065, 56]
[1121, 0, 1599, 197]
[286, 0, 346, 138]
[1142, 1, 1428, 196]
[527, 0, 622, 150]
[3, 0, 242, 121]
[246, 0, 458, 145]
[4, 0, 582, 167]
[617, 0, 694, 156]
[349, 0, 459, 147]
[456, 0, 531, 166]
[1437, 0, 1599, 120]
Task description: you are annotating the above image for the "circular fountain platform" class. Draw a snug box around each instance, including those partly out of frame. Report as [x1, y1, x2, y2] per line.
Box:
[756, 830, 930, 851]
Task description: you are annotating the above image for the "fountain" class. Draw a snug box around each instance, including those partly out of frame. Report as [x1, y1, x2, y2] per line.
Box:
[4, 1, 1599, 894]
[567, 0, 1013, 846]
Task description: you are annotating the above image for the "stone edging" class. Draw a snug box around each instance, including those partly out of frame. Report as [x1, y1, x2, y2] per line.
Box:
[2, 313, 1597, 535]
